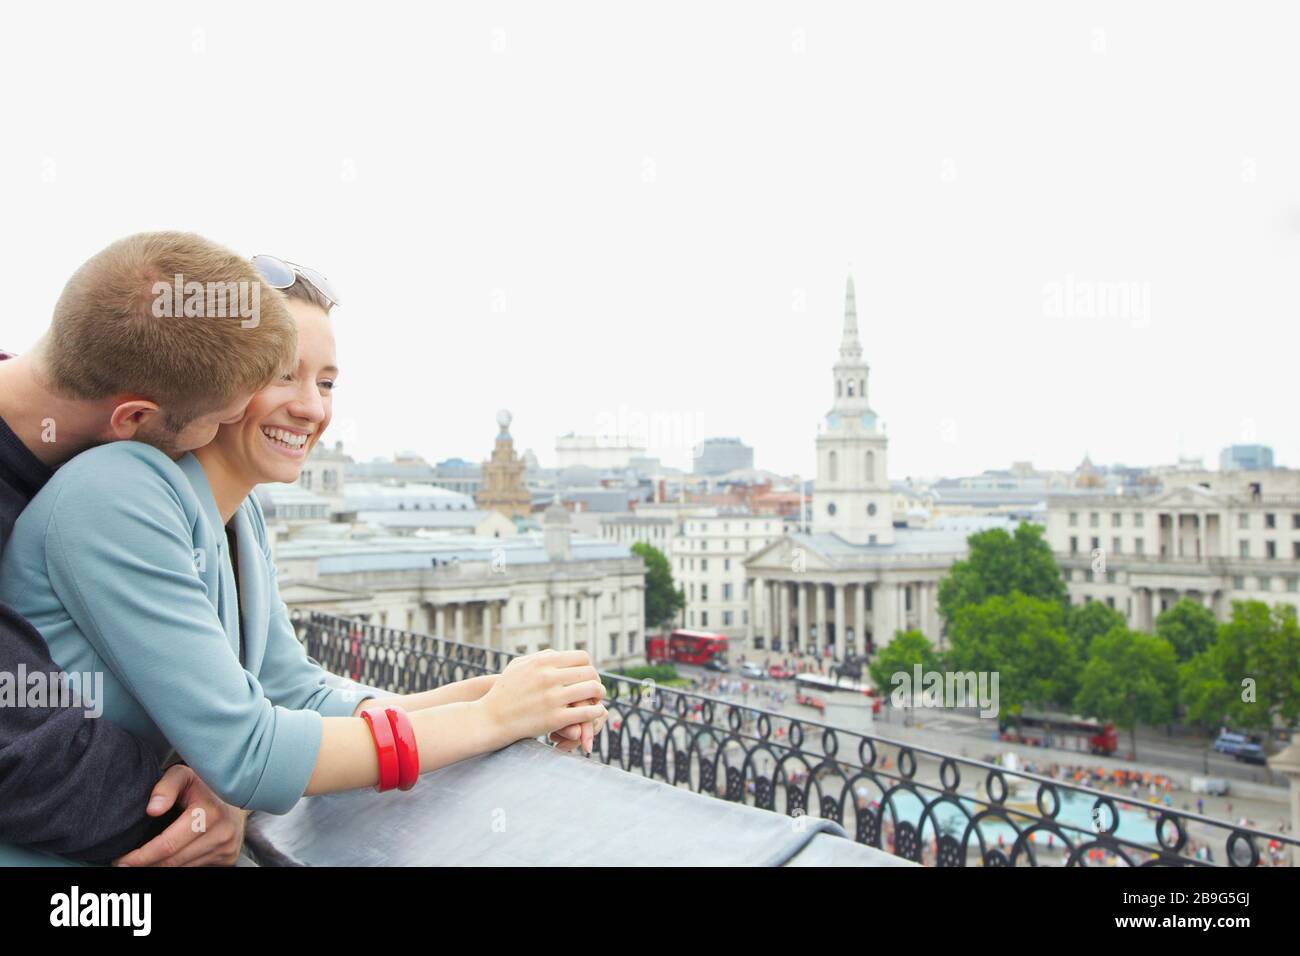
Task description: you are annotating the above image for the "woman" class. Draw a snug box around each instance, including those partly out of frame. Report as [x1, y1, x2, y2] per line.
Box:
[0, 259, 607, 863]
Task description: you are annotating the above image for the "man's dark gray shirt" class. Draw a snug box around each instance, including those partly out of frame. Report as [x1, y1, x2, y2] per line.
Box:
[0, 351, 165, 862]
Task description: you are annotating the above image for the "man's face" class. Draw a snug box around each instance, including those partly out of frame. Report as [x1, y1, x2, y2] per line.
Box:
[136, 394, 252, 456]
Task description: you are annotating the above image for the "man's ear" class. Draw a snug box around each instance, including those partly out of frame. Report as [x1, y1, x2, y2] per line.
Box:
[107, 399, 162, 440]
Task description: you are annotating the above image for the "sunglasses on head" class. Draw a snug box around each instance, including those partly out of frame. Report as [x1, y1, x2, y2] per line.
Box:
[251, 254, 340, 308]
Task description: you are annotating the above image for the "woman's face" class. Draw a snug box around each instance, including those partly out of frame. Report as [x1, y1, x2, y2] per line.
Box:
[213, 298, 336, 486]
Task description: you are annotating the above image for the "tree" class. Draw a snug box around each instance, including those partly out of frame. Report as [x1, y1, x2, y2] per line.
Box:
[1156, 598, 1218, 663]
[631, 542, 684, 631]
[868, 629, 941, 696]
[1064, 600, 1126, 658]
[946, 593, 1078, 721]
[1074, 627, 1178, 759]
[1178, 647, 1237, 733]
[1180, 600, 1300, 734]
[938, 522, 1067, 627]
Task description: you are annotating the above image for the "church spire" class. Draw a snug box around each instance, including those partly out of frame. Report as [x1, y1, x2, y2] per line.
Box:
[839, 273, 862, 363]
[830, 272, 870, 416]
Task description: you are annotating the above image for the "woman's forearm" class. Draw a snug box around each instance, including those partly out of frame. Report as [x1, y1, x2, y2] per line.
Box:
[351, 674, 497, 716]
[305, 699, 507, 795]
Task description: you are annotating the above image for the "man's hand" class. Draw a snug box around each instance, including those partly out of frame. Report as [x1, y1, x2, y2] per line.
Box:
[112, 765, 247, 867]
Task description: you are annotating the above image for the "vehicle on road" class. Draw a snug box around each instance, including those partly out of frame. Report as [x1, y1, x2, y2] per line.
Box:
[1234, 742, 1268, 765]
[1190, 776, 1230, 795]
[739, 663, 766, 679]
[999, 709, 1119, 756]
[1213, 730, 1261, 756]
[646, 629, 729, 667]
[795, 672, 874, 696]
[768, 665, 795, 680]
[1211, 733, 1253, 754]
[704, 658, 730, 673]
[796, 690, 825, 714]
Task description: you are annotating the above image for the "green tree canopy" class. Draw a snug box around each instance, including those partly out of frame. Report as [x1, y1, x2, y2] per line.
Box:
[938, 522, 1067, 627]
[1064, 600, 1127, 658]
[631, 542, 684, 631]
[1074, 626, 1178, 759]
[868, 629, 942, 695]
[1156, 597, 1219, 663]
[946, 592, 1078, 720]
[1180, 600, 1300, 733]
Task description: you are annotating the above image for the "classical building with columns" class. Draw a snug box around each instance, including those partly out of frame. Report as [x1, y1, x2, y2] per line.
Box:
[272, 497, 647, 668]
[1045, 468, 1300, 628]
[743, 276, 1011, 660]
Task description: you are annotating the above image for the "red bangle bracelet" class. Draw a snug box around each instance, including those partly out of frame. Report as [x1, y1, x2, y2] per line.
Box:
[384, 706, 419, 791]
[360, 707, 399, 792]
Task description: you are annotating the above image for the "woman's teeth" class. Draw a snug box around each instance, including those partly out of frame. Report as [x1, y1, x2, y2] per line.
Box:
[261, 426, 308, 450]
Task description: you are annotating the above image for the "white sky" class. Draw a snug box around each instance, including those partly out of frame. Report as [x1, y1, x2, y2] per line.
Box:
[3, 1, 1297, 480]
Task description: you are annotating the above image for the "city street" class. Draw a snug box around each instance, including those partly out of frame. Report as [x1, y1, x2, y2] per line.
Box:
[669, 663, 1291, 839]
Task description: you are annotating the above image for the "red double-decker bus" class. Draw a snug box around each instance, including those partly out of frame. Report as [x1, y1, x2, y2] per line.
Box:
[646, 629, 729, 666]
[1000, 710, 1119, 756]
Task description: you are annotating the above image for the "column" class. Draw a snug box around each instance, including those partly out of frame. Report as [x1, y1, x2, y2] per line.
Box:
[854, 582, 866, 657]
[897, 584, 907, 634]
[483, 601, 494, 649]
[454, 604, 465, 643]
[774, 582, 785, 650]
[876, 582, 896, 648]
[833, 583, 847, 661]
[589, 592, 600, 666]
[1148, 588, 1159, 630]
[565, 595, 574, 650]
[797, 581, 809, 652]
[435, 606, 446, 637]
[814, 582, 827, 656]
[747, 577, 758, 646]
[916, 583, 927, 639]
[551, 593, 563, 649]
[500, 599, 509, 651]
[929, 582, 941, 638]
[619, 586, 629, 661]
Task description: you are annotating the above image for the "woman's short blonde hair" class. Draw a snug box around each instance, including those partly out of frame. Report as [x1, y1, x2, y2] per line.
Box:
[279, 274, 335, 315]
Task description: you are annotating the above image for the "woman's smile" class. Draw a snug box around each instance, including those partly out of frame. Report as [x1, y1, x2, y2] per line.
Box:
[259, 425, 313, 457]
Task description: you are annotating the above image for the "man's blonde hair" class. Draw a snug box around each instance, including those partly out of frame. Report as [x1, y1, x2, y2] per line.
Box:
[43, 231, 297, 428]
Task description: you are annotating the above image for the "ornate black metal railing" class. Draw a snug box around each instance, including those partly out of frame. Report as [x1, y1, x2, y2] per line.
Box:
[295, 611, 1298, 868]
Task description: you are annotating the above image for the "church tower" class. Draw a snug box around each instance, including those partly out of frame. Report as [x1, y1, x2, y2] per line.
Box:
[812, 275, 894, 545]
[476, 410, 533, 521]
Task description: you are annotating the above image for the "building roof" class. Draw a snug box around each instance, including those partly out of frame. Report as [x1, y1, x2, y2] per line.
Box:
[278, 530, 636, 575]
[344, 482, 476, 511]
[255, 484, 331, 509]
[356, 509, 502, 529]
[746, 516, 1021, 570]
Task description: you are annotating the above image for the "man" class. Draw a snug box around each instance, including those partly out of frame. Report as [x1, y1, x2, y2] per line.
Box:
[0, 231, 297, 866]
